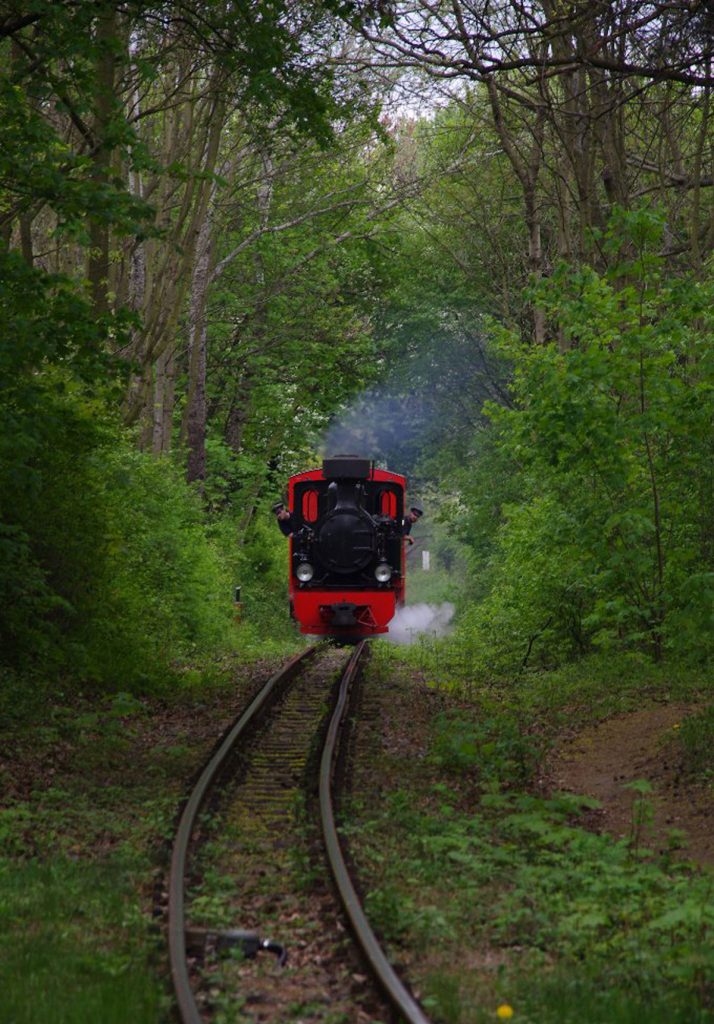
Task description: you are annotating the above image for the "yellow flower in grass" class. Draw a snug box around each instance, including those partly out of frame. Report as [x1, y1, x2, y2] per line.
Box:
[497, 1005, 514, 1020]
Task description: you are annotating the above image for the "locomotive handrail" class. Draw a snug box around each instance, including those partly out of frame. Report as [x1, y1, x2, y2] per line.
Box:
[319, 641, 433, 1024]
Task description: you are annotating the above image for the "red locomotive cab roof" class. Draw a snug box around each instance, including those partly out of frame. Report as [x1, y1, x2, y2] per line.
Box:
[288, 467, 407, 488]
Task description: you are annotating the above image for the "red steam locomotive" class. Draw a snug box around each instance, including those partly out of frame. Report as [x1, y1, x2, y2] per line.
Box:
[284, 456, 408, 638]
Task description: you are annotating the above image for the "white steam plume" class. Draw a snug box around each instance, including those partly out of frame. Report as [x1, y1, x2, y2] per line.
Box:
[386, 602, 455, 645]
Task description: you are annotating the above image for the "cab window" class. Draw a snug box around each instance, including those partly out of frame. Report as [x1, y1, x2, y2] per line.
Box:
[302, 489, 319, 522]
[379, 490, 397, 517]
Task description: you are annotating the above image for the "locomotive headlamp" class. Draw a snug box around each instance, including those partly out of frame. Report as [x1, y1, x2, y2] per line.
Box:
[296, 561, 314, 583]
[374, 562, 392, 583]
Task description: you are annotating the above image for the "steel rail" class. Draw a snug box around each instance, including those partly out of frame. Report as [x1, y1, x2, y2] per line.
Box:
[319, 641, 432, 1024]
[168, 644, 319, 1024]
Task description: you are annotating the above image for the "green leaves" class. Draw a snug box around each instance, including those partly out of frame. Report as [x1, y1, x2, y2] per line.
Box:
[452, 209, 714, 671]
[430, 710, 544, 786]
[676, 706, 714, 780]
[350, 777, 714, 1017]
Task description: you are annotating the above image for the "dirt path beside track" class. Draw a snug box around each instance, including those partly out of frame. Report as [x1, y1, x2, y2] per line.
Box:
[549, 703, 714, 866]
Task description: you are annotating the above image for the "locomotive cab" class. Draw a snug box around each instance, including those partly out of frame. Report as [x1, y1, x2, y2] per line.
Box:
[287, 456, 407, 636]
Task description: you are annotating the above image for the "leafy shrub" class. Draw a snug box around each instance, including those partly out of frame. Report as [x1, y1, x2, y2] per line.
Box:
[444, 211, 714, 673]
[0, 407, 237, 689]
[353, 787, 714, 1020]
[677, 706, 714, 779]
[90, 445, 236, 679]
[447, 495, 597, 677]
[430, 710, 543, 785]
[212, 511, 302, 657]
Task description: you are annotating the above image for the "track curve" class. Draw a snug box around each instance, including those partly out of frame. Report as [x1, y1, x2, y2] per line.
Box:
[168, 641, 433, 1024]
[168, 644, 319, 1024]
[320, 641, 432, 1024]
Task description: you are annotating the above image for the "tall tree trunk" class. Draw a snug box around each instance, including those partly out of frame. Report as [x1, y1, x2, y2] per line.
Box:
[125, 82, 226, 439]
[540, 2, 590, 263]
[137, 362, 154, 450]
[486, 78, 546, 344]
[19, 213, 33, 264]
[88, 5, 116, 316]
[184, 211, 214, 483]
[690, 80, 711, 274]
[224, 367, 254, 452]
[152, 344, 176, 455]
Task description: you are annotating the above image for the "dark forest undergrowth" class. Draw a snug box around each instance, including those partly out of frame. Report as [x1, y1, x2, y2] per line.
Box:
[0, 651, 296, 1023]
[1, 633, 711, 1023]
[345, 645, 714, 1024]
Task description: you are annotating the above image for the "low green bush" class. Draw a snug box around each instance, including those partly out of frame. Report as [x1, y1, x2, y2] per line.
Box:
[678, 705, 714, 780]
[429, 710, 543, 785]
[213, 512, 304, 658]
[353, 786, 714, 1023]
[87, 445, 236, 683]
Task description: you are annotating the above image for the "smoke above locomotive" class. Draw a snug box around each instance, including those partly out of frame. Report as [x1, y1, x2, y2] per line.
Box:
[286, 455, 410, 638]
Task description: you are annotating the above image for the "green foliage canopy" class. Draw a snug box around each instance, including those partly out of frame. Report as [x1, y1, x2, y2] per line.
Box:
[453, 210, 714, 672]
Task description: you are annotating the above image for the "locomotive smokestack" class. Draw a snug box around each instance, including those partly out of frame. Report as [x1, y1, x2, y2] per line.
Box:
[322, 455, 373, 480]
[327, 479, 364, 512]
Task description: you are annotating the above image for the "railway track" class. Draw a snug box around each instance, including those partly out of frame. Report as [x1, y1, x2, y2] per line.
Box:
[167, 641, 431, 1024]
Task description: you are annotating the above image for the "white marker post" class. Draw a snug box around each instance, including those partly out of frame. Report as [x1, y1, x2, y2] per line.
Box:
[422, 550, 430, 571]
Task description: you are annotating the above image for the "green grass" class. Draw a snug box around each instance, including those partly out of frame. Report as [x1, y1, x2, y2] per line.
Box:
[380, 641, 712, 730]
[423, 971, 714, 1024]
[0, 857, 165, 1023]
[0, 666, 264, 1022]
[346, 655, 714, 1024]
[350, 782, 714, 1023]
[507, 972, 711, 1024]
